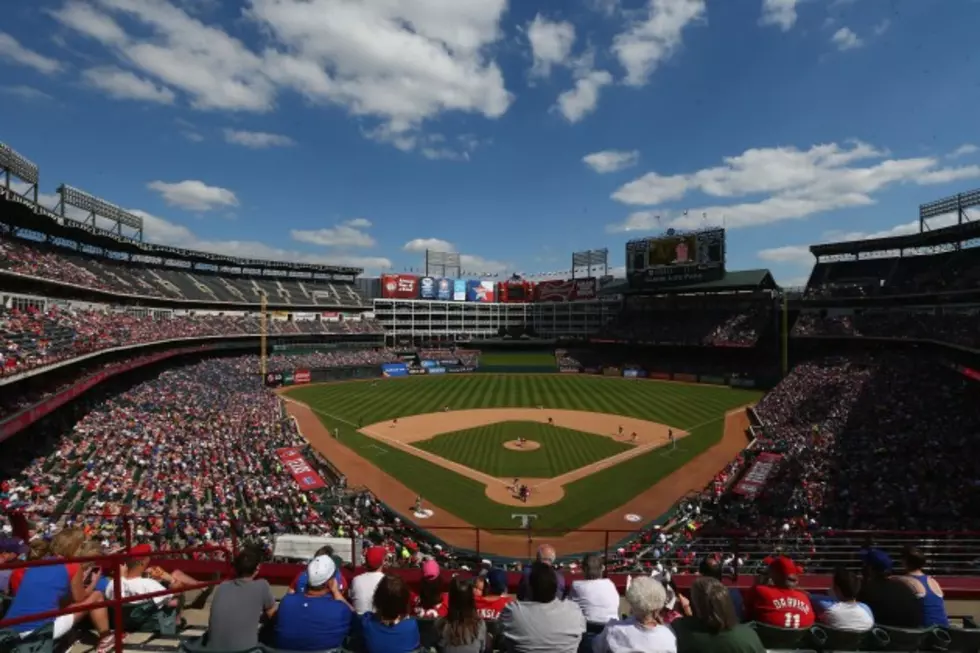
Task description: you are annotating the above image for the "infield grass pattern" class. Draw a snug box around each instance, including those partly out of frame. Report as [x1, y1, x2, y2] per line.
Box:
[414, 421, 633, 478]
[287, 375, 761, 531]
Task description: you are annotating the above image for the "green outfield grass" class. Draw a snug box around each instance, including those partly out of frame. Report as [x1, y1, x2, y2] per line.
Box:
[413, 421, 633, 478]
[479, 351, 557, 367]
[286, 375, 761, 530]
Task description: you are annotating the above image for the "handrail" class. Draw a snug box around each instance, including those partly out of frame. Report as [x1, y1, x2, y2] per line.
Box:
[0, 546, 231, 652]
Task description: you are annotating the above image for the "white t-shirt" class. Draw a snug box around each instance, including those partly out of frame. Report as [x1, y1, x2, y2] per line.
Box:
[349, 570, 385, 614]
[819, 601, 875, 631]
[593, 618, 676, 653]
[568, 578, 620, 623]
[104, 575, 169, 607]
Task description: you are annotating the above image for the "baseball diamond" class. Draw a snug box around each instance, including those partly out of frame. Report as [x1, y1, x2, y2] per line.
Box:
[283, 374, 759, 555]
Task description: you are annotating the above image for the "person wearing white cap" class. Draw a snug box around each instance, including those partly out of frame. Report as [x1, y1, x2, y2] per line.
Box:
[275, 555, 353, 651]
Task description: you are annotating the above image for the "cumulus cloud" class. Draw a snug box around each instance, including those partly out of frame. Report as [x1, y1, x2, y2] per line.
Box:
[49, 0, 513, 153]
[606, 140, 980, 232]
[526, 14, 576, 78]
[223, 129, 295, 148]
[0, 32, 64, 74]
[0, 86, 54, 101]
[831, 27, 863, 51]
[949, 144, 979, 159]
[403, 237, 509, 274]
[82, 66, 176, 103]
[147, 180, 239, 212]
[612, 0, 706, 87]
[759, 0, 800, 31]
[555, 68, 613, 123]
[290, 220, 376, 248]
[583, 149, 640, 173]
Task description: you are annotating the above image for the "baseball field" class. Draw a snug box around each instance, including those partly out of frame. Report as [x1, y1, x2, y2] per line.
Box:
[283, 374, 760, 555]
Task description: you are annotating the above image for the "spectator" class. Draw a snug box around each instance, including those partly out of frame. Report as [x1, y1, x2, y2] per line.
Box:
[500, 561, 584, 653]
[593, 576, 676, 653]
[744, 557, 814, 629]
[359, 574, 420, 653]
[698, 557, 744, 622]
[414, 559, 447, 618]
[3, 527, 114, 652]
[0, 537, 27, 594]
[207, 545, 277, 650]
[897, 546, 950, 628]
[856, 549, 921, 628]
[103, 544, 192, 609]
[567, 553, 619, 624]
[275, 555, 352, 651]
[435, 576, 487, 653]
[517, 545, 565, 600]
[288, 545, 345, 595]
[351, 546, 388, 615]
[812, 568, 874, 632]
[474, 568, 513, 621]
[672, 578, 765, 653]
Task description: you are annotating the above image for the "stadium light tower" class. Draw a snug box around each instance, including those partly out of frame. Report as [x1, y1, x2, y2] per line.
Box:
[0, 142, 40, 203]
[919, 188, 980, 233]
[571, 249, 608, 279]
[56, 184, 145, 240]
[424, 250, 462, 278]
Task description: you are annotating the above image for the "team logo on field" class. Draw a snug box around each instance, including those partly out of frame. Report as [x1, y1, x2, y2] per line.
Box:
[624, 513, 642, 523]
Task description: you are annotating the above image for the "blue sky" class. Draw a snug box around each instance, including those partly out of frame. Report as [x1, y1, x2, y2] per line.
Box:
[1, 0, 979, 286]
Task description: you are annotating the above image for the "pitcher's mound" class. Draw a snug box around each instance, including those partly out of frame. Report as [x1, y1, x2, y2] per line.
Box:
[503, 440, 541, 451]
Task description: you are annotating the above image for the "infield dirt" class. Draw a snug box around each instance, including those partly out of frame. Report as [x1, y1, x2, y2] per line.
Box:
[285, 399, 752, 557]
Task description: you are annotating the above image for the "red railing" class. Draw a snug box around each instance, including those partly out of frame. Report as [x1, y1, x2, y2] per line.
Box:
[0, 546, 232, 651]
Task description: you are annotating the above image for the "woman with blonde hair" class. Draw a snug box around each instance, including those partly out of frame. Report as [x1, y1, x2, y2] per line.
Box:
[671, 577, 765, 653]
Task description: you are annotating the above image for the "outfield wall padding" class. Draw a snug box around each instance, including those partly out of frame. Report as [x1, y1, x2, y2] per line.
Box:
[476, 364, 558, 373]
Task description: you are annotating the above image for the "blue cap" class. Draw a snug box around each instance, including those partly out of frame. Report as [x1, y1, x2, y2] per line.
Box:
[487, 568, 509, 595]
[860, 548, 893, 572]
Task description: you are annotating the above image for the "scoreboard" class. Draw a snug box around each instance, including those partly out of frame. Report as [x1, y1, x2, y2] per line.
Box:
[626, 228, 726, 288]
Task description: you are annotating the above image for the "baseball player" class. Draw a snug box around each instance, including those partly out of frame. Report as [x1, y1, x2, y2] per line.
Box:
[631, 432, 638, 443]
[548, 417, 554, 426]
[618, 425, 624, 436]
[668, 429, 675, 449]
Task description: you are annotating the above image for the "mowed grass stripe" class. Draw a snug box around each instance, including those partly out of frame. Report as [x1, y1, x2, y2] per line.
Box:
[287, 375, 761, 531]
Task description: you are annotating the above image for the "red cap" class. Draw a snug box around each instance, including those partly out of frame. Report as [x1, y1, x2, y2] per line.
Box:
[769, 556, 801, 576]
[364, 546, 387, 570]
[129, 544, 153, 556]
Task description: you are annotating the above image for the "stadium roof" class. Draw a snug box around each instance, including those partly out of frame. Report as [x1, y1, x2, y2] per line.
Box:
[0, 189, 362, 276]
[810, 219, 980, 257]
[601, 268, 776, 295]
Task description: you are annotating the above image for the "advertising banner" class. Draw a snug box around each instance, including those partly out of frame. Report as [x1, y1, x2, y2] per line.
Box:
[559, 367, 581, 373]
[381, 273, 420, 299]
[730, 377, 756, 389]
[421, 360, 437, 368]
[466, 280, 496, 303]
[283, 371, 294, 385]
[428, 366, 446, 375]
[603, 367, 622, 377]
[623, 369, 647, 379]
[265, 372, 284, 387]
[534, 277, 598, 302]
[276, 448, 327, 491]
[322, 312, 340, 322]
[732, 453, 784, 498]
[419, 276, 437, 300]
[674, 373, 697, 382]
[700, 375, 726, 385]
[436, 278, 453, 301]
[453, 279, 467, 301]
[294, 369, 312, 385]
[409, 368, 426, 375]
[649, 372, 670, 380]
[381, 363, 409, 377]
[584, 367, 600, 375]
[446, 366, 476, 374]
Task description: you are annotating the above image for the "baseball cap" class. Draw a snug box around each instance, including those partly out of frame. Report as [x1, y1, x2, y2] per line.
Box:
[487, 568, 509, 595]
[0, 538, 28, 555]
[768, 556, 802, 577]
[129, 543, 153, 556]
[421, 559, 440, 580]
[307, 555, 336, 588]
[859, 548, 893, 572]
[364, 546, 387, 570]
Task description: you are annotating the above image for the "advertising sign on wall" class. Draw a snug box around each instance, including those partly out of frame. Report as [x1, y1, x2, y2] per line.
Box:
[381, 363, 409, 377]
[294, 370, 312, 385]
[732, 453, 784, 498]
[276, 448, 327, 491]
[421, 360, 437, 368]
[265, 372, 284, 387]
[730, 378, 756, 389]
[534, 277, 598, 302]
[419, 276, 437, 300]
[465, 280, 496, 303]
[381, 274, 420, 299]
[436, 278, 453, 301]
[674, 373, 697, 383]
[623, 369, 648, 379]
[446, 366, 476, 374]
[603, 367, 622, 377]
[428, 367, 446, 375]
[453, 279, 467, 301]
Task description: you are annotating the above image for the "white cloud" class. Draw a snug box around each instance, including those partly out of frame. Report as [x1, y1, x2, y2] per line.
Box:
[612, 0, 706, 87]
[583, 149, 640, 173]
[606, 140, 980, 232]
[49, 0, 512, 153]
[0, 32, 64, 74]
[831, 27, 863, 51]
[402, 238, 509, 274]
[82, 66, 176, 103]
[949, 144, 979, 159]
[526, 14, 576, 78]
[873, 19, 890, 36]
[757, 245, 813, 264]
[147, 180, 239, 211]
[290, 222, 376, 248]
[555, 69, 613, 123]
[0, 86, 54, 101]
[759, 0, 799, 31]
[223, 129, 295, 148]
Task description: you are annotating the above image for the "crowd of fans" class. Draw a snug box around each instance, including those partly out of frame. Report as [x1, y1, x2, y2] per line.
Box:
[417, 349, 481, 367]
[601, 303, 771, 347]
[0, 305, 383, 378]
[793, 310, 980, 349]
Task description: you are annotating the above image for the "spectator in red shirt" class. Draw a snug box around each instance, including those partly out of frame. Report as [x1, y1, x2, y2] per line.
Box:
[474, 568, 513, 621]
[745, 556, 814, 629]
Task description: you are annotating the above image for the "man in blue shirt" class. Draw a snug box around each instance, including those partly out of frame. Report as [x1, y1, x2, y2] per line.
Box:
[275, 556, 353, 651]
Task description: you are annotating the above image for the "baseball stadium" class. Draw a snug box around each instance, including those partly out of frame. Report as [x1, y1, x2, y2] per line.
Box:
[3, 135, 980, 653]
